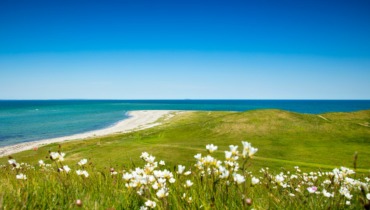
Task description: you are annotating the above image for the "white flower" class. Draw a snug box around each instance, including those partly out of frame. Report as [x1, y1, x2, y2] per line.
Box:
[38, 160, 45, 167]
[344, 193, 353, 200]
[156, 188, 168, 198]
[139, 206, 148, 210]
[82, 171, 89, 177]
[251, 177, 260, 185]
[159, 160, 165, 166]
[229, 145, 238, 155]
[152, 182, 159, 190]
[339, 187, 352, 200]
[157, 178, 166, 185]
[59, 153, 66, 161]
[203, 155, 216, 165]
[76, 170, 89, 178]
[148, 175, 156, 183]
[8, 159, 16, 165]
[290, 174, 298, 179]
[123, 172, 133, 180]
[177, 165, 185, 174]
[322, 189, 334, 198]
[14, 163, 21, 169]
[340, 167, 355, 175]
[248, 147, 258, 157]
[153, 170, 163, 178]
[225, 151, 233, 160]
[78, 159, 88, 166]
[169, 178, 176, 183]
[307, 186, 318, 193]
[140, 152, 149, 159]
[233, 173, 245, 184]
[220, 169, 230, 179]
[16, 173, 27, 180]
[206, 144, 218, 153]
[367, 193, 370, 200]
[146, 156, 155, 163]
[76, 170, 82, 175]
[162, 169, 173, 179]
[137, 189, 144, 195]
[323, 179, 331, 185]
[242, 141, 251, 149]
[275, 174, 285, 184]
[185, 180, 193, 188]
[184, 171, 191, 176]
[289, 193, 295, 197]
[63, 165, 71, 173]
[145, 200, 156, 209]
[275, 172, 288, 188]
[346, 201, 351, 205]
[50, 152, 59, 160]
[50, 152, 65, 162]
[194, 153, 202, 160]
[241, 141, 258, 158]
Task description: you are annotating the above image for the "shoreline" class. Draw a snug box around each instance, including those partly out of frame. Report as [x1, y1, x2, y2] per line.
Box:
[0, 110, 182, 157]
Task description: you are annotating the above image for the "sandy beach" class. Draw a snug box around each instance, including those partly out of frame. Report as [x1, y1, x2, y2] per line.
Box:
[0, 110, 181, 157]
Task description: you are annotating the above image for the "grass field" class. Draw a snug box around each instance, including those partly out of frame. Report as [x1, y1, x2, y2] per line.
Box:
[3, 109, 370, 171]
[1, 109, 370, 209]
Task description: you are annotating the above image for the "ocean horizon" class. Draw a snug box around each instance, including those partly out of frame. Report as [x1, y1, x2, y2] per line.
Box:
[1, 99, 370, 147]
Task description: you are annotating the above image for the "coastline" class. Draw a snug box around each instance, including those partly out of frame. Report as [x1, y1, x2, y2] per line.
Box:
[0, 110, 182, 157]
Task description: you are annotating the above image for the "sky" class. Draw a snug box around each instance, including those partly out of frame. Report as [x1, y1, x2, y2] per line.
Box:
[0, 0, 369, 99]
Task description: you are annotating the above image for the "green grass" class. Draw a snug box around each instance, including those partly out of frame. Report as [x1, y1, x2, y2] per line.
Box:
[1, 109, 370, 209]
[2, 109, 369, 171]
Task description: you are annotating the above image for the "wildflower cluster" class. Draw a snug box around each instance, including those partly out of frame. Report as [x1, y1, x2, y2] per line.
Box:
[8, 158, 34, 170]
[38, 160, 51, 168]
[260, 166, 370, 207]
[2, 141, 370, 209]
[7, 156, 34, 180]
[49, 151, 65, 162]
[123, 152, 176, 209]
[48, 149, 71, 174]
[76, 158, 89, 178]
[46, 146, 90, 178]
[194, 141, 259, 186]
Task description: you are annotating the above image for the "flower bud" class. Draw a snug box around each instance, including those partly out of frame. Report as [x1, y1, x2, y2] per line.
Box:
[76, 199, 82, 207]
[245, 198, 253, 206]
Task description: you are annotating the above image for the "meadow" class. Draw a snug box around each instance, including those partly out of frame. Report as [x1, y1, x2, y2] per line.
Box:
[1, 110, 370, 209]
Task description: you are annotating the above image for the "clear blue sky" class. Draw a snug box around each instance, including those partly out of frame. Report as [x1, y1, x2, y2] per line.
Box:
[0, 0, 369, 99]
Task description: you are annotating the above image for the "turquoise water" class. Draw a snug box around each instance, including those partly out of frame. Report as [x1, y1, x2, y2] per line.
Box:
[1, 100, 370, 147]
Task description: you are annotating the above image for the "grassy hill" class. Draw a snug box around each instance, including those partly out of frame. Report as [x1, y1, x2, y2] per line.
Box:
[2, 109, 370, 171]
[1, 109, 370, 209]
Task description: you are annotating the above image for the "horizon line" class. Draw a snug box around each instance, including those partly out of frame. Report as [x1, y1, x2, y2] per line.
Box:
[1, 99, 370, 101]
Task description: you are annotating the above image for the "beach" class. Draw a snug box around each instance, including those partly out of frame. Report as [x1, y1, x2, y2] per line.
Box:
[0, 110, 181, 157]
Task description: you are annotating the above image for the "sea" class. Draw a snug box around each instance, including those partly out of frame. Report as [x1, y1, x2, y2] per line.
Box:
[1, 100, 370, 147]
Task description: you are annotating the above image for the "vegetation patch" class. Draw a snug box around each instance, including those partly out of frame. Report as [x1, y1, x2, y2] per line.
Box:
[1, 110, 370, 209]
